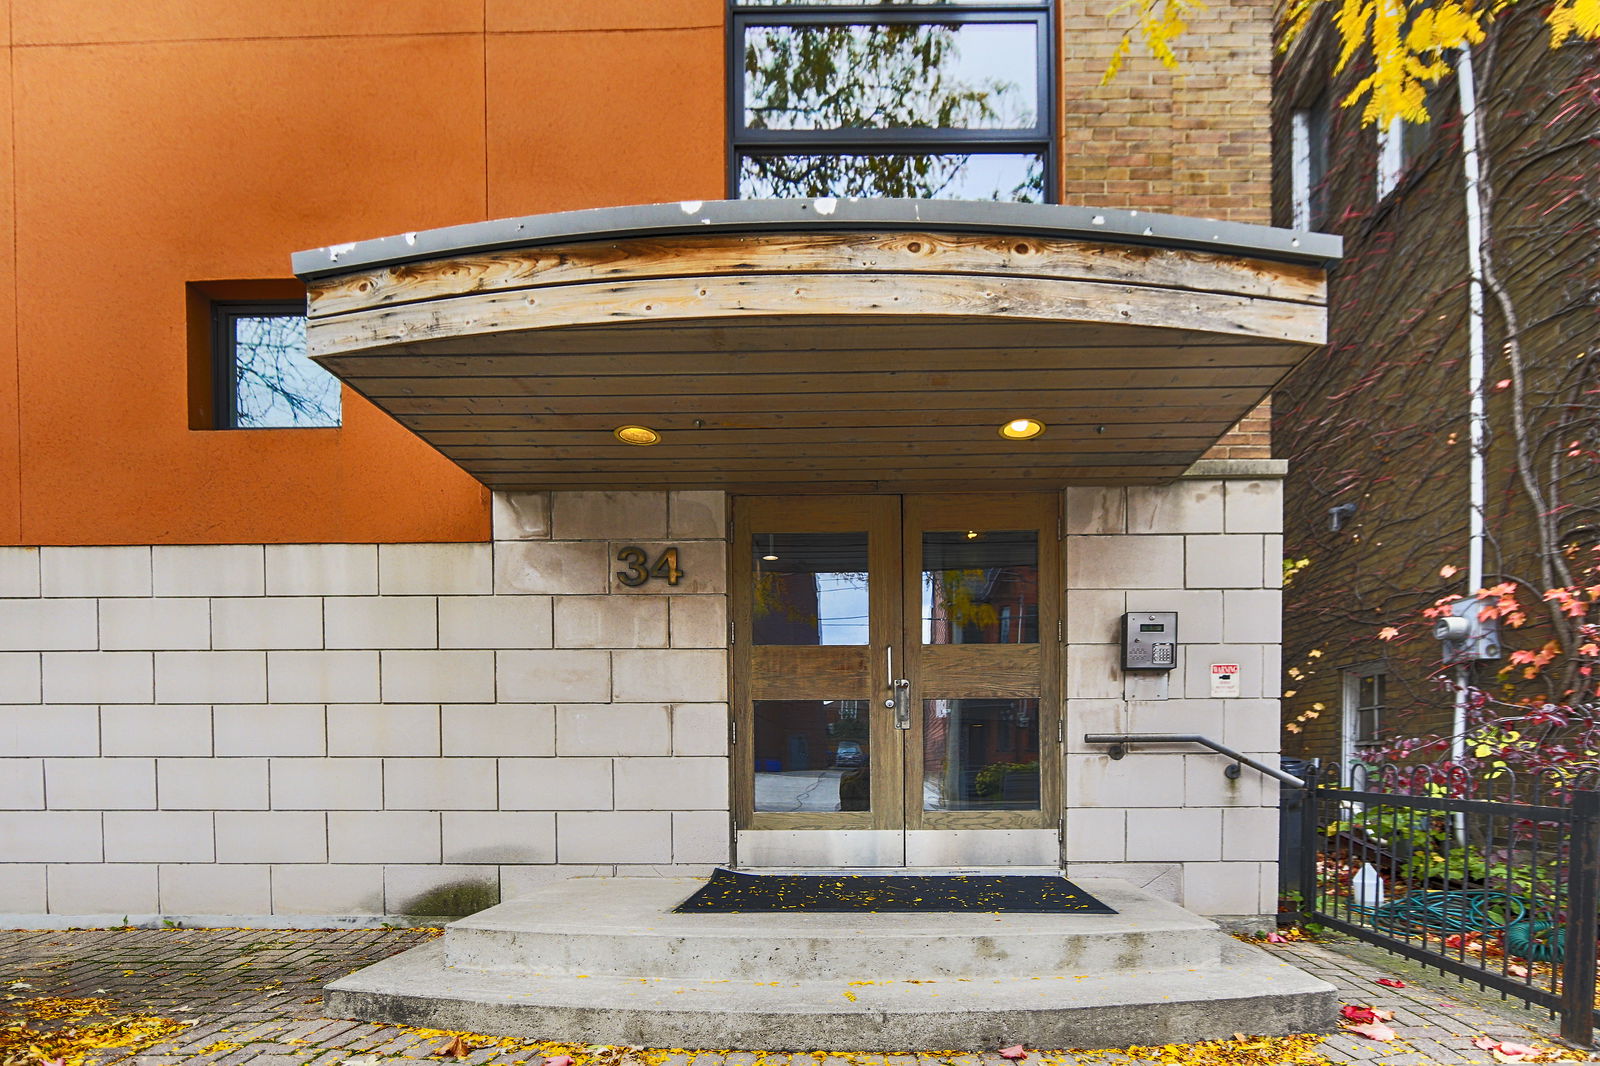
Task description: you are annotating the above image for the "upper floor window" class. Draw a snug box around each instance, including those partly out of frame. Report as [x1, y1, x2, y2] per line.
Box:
[730, 0, 1054, 202]
[1376, 79, 1452, 200]
[213, 302, 340, 429]
[1290, 100, 1328, 229]
[1341, 664, 1388, 768]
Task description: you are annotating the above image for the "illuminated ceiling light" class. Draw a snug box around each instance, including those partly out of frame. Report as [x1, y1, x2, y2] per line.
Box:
[614, 425, 660, 446]
[965, 531, 979, 540]
[762, 553, 780, 561]
[762, 536, 779, 562]
[999, 417, 1045, 440]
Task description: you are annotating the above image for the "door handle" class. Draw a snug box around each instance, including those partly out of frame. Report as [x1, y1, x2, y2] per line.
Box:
[886, 645, 911, 729]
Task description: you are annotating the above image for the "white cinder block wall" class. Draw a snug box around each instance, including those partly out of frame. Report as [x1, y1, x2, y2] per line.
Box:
[1060, 473, 1284, 921]
[0, 490, 731, 919]
[0, 476, 1284, 922]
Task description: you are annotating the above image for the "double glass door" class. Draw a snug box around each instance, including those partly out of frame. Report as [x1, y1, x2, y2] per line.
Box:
[732, 494, 1060, 847]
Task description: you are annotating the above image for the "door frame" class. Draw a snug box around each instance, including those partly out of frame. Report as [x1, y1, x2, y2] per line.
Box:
[730, 492, 1061, 843]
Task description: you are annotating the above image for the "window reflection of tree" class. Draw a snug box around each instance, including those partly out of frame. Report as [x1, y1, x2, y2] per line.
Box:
[233, 315, 340, 428]
[742, 21, 1038, 199]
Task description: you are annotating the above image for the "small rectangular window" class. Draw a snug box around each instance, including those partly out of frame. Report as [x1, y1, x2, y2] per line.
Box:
[212, 302, 340, 429]
[1290, 101, 1328, 229]
[1342, 665, 1388, 768]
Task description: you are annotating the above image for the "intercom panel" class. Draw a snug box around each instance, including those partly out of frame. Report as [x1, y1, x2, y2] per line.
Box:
[1122, 611, 1178, 670]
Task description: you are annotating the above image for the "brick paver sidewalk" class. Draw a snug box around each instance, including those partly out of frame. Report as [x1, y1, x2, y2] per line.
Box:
[0, 927, 1591, 1066]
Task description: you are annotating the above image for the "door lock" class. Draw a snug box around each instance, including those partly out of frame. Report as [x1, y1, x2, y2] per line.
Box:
[886, 646, 911, 729]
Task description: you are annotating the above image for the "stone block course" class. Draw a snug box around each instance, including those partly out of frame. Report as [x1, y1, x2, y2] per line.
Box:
[0, 810, 102, 862]
[554, 595, 668, 649]
[492, 493, 551, 541]
[267, 650, 380, 703]
[496, 648, 611, 702]
[0, 704, 98, 756]
[378, 543, 493, 596]
[101, 704, 212, 757]
[0, 547, 40, 597]
[45, 756, 156, 809]
[668, 491, 726, 540]
[1184, 534, 1266, 588]
[1125, 808, 1224, 862]
[328, 810, 442, 864]
[670, 703, 728, 757]
[556, 811, 672, 864]
[44, 650, 152, 703]
[265, 544, 378, 596]
[494, 540, 609, 595]
[614, 756, 728, 811]
[499, 756, 613, 811]
[441, 811, 556, 863]
[102, 810, 215, 862]
[158, 757, 269, 810]
[556, 704, 671, 757]
[270, 757, 383, 810]
[552, 491, 668, 540]
[380, 650, 495, 703]
[438, 595, 553, 649]
[383, 757, 498, 811]
[214, 811, 328, 863]
[47, 862, 158, 913]
[100, 598, 211, 650]
[0, 598, 97, 651]
[383, 864, 500, 915]
[671, 810, 731, 864]
[269, 863, 386, 913]
[159, 862, 273, 913]
[441, 703, 554, 756]
[327, 703, 441, 757]
[40, 546, 151, 597]
[156, 651, 267, 704]
[668, 595, 727, 648]
[0, 654, 41, 703]
[213, 705, 326, 756]
[154, 545, 264, 597]
[0, 759, 44, 808]
[612, 649, 725, 703]
[324, 596, 436, 649]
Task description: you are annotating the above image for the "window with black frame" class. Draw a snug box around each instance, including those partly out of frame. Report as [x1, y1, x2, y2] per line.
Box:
[212, 302, 341, 429]
[730, 0, 1055, 202]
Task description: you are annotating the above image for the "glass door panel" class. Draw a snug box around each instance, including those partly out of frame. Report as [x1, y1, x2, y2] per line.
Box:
[735, 496, 902, 831]
[902, 494, 1059, 831]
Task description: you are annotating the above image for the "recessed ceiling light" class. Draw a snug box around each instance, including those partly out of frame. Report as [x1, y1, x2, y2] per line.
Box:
[999, 418, 1045, 440]
[614, 425, 660, 446]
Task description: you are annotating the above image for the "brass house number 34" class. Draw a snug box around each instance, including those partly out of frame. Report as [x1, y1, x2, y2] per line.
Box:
[615, 546, 683, 587]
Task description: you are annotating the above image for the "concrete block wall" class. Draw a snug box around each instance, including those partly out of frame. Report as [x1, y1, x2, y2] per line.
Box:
[0, 490, 730, 919]
[1059, 474, 1283, 920]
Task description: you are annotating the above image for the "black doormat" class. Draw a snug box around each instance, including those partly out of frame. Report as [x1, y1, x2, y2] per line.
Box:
[673, 868, 1117, 914]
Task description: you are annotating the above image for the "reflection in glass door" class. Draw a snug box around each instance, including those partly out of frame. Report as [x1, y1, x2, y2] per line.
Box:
[732, 494, 1059, 847]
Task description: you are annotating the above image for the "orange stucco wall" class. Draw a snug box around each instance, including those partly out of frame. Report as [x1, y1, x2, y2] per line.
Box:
[0, 1, 725, 545]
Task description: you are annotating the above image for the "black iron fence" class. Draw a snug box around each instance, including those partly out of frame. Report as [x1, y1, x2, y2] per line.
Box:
[1298, 762, 1600, 1047]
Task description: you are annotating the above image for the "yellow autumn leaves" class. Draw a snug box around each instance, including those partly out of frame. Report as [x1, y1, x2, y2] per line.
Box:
[1105, 0, 1600, 127]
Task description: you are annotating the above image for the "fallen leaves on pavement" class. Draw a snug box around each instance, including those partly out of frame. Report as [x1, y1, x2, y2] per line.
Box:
[0, 993, 187, 1066]
[998, 1046, 1028, 1060]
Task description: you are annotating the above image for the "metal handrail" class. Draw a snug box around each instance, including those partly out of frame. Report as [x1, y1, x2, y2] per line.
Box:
[1082, 732, 1308, 788]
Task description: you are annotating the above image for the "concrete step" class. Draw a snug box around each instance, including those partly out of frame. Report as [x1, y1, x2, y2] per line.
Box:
[442, 877, 1223, 979]
[323, 876, 1338, 1051]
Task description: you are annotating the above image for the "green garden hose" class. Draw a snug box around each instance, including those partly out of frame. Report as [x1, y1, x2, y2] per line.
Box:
[1359, 890, 1564, 961]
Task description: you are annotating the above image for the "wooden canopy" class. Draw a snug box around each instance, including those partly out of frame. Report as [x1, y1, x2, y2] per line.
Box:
[295, 200, 1338, 492]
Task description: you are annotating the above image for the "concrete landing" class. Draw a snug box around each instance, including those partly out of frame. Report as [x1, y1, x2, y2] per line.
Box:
[324, 876, 1337, 1050]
